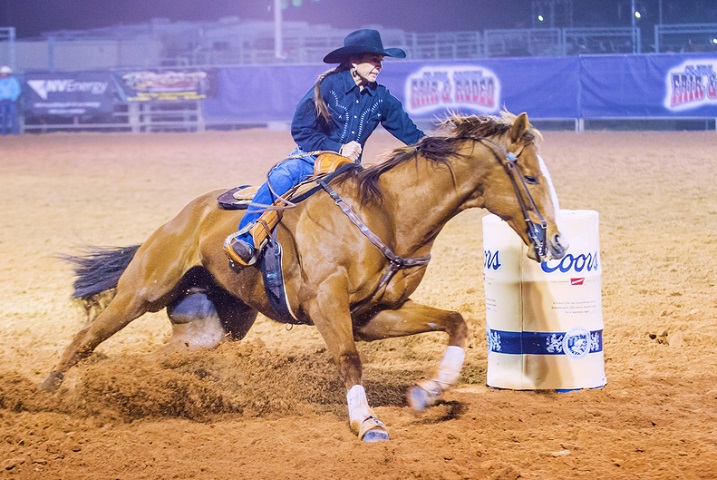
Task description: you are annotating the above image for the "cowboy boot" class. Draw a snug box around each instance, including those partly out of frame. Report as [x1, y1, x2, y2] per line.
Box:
[224, 229, 258, 266]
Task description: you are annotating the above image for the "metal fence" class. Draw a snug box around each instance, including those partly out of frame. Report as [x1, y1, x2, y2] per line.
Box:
[5, 20, 715, 73]
[654, 23, 717, 53]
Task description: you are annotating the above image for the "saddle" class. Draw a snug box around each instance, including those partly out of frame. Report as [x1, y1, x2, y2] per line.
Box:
[218, 152, 354, 250]
[218, 153, 355, 324]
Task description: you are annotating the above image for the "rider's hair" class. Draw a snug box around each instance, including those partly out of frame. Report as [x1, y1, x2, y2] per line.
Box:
[314, 62, 351, 125]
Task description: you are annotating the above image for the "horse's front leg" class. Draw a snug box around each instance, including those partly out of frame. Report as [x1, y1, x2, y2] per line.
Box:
[355, 300, 469, 411]
[304, 284, 390, 442]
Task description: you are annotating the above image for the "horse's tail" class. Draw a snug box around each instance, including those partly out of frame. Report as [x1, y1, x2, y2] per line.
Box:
[60, 245, 141, 319]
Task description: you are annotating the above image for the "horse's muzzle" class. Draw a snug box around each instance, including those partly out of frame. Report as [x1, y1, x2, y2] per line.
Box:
[547, 233, 568, 260]
[527, 232, 568, 263]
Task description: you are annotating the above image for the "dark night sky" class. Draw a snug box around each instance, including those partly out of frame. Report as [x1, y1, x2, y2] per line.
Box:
[0, 0, 713, 39]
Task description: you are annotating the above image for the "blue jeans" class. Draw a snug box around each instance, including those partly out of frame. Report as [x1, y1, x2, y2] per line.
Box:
[0, 99, 19, 135]
[237, 149, 317, 240]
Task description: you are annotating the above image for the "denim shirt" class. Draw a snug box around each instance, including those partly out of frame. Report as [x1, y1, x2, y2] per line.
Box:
[291, 69, 424, 160]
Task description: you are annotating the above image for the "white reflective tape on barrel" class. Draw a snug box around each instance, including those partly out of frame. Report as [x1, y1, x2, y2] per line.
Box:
[483, 210, 607, 390]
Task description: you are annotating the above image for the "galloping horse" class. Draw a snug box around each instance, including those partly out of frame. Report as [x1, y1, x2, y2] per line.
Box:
[40, 112, 567, 442]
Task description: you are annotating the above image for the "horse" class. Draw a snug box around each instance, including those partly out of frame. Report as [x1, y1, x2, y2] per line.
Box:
[39, 111, 567, 442]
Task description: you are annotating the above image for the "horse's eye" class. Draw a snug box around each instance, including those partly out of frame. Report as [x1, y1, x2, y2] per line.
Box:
[524, 175, 539, 185]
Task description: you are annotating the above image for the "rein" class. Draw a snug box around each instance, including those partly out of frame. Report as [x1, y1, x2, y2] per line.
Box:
[478, 137, 548, 259]
[317, 178, 431, 307]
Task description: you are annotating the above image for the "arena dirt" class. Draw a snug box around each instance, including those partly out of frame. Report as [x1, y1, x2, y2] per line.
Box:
[1, 128, 715, 479]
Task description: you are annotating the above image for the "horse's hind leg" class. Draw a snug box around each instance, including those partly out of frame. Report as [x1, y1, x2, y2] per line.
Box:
[165, 290, 226, 351]
[39, 289, 152, 392]
[41, 238, 192, 391]
[164, 267, 258, 351]
[354, 300, 469, 411]
[165, 284, 258, 351]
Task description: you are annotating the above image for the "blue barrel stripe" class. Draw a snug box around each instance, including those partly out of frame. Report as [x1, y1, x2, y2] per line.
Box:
[487, 328, 603, 357]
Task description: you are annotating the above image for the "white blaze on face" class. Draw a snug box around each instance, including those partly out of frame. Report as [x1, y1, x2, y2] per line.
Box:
[538, 154, 566, 235]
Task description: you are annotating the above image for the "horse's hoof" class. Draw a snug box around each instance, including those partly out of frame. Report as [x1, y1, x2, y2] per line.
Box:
[362, 428, 390, 443]
[359, 416, 390, 442]
[406, 380, 442, 411]
[38, 371, 64, 393]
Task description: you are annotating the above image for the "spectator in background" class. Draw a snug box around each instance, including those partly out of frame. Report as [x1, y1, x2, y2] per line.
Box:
[681, 38, 699, 53]
[0, 66, 22, 135]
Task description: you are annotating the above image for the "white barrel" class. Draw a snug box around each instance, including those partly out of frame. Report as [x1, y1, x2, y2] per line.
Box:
[482, 210, 606, 390]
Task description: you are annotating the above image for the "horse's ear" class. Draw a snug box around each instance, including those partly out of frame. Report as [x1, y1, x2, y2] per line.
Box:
[509, 112, 530, 143]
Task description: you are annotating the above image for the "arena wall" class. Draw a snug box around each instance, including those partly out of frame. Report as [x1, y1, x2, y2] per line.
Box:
[16, 53, 717, 132]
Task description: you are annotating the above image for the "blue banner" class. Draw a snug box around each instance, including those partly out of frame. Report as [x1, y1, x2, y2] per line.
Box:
[203, 58, 582, 123]
[203, 65, 325, 123]
[198, 53, 717, 124]
[382, 57, 581, 120]
[580, 54, 717, 117]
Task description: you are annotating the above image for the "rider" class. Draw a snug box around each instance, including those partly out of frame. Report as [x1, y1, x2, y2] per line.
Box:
[226, 29, 425, 266]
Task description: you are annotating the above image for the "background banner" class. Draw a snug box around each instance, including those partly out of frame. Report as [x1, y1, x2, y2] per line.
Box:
[114, 69, 217, 102]
[580, 55, 717, 117]
[202, 65, 325, 123]
[24, 71, 114, 117]
[25, 54, 716, 122]
[203, 58, 582, 123]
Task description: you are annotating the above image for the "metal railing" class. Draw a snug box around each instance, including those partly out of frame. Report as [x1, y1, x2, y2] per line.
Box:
[484, 28, 563, 57]
[0, 26, 16, 69]
[563, 27, 641, 55]
[654, 23, 717, 53]
[7, 20, 717, 73]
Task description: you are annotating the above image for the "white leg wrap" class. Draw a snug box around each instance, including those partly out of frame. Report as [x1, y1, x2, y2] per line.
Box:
[347, 385, 371, 431]
[435, 346, 465, 388]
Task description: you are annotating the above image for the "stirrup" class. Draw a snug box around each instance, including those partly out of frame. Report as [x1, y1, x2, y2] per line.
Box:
[224, 229, 258, 267]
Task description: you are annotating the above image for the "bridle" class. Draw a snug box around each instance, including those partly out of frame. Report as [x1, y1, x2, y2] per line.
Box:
[478, 137, 548, 260]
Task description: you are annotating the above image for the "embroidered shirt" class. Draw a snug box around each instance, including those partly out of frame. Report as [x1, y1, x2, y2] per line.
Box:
[291, 69, 424, 160]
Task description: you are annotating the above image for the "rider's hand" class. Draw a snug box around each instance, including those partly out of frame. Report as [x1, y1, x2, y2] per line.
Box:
[339, 141, 362, 161]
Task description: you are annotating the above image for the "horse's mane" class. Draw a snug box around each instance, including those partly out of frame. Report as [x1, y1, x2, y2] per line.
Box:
[335, 112, 541, 205]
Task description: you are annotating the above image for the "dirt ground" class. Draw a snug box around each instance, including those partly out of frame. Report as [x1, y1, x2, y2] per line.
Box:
[1, 126, 716, 480]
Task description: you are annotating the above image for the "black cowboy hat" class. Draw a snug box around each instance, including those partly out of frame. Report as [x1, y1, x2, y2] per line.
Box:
[323, 29, 406, 64]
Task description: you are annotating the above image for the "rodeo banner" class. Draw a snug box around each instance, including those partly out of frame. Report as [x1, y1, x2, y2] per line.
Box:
[24, 71, 114, 117]
[114, 69, 215, 102]
[664, 58, 717, 112]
